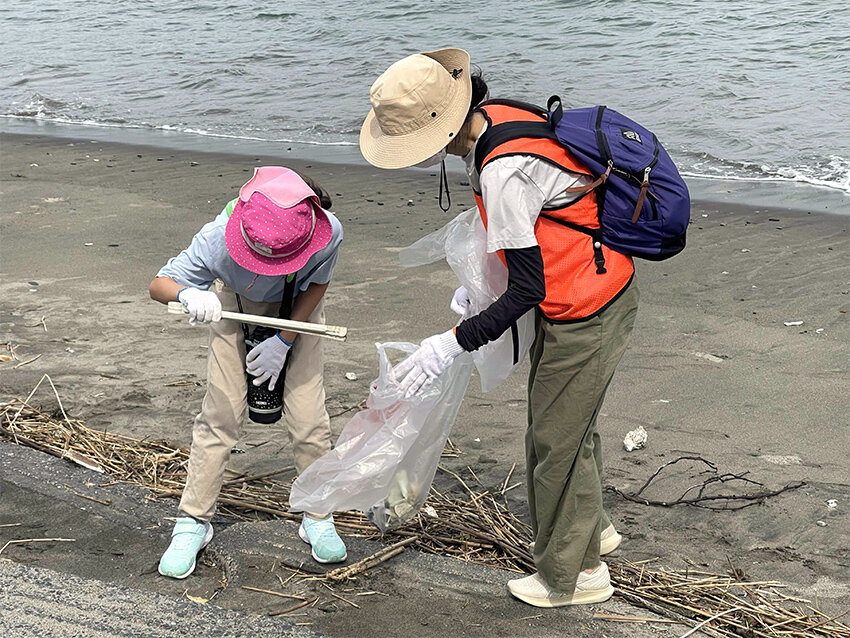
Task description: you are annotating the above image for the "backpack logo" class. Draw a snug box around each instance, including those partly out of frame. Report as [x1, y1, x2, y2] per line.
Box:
[621, 129, 642, 144]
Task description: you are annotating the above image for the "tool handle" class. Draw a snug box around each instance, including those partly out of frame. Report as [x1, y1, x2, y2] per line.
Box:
[167, 302, 348, 342]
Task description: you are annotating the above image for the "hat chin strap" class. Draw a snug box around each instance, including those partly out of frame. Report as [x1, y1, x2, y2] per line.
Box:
[438, 159, 451, 213]
[240, 207, 317, 259]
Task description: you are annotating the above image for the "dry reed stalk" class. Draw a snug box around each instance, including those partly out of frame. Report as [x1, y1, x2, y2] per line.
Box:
[323, 537, 418, 582]
[0, 537, 76, 555]
[592, 613, 678, 624]
[268, 596, 319, 617]
[2, 396, 847, 638]
[13, 354, 42, 369]
[241, 585, 306, 601]
[321, 584, 361, 608]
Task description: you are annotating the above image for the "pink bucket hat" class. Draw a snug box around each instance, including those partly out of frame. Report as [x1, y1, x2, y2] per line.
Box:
[225, 167, 333, 276]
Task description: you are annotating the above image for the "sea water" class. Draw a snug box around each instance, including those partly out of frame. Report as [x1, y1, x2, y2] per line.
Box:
[2, 1, 847, 211]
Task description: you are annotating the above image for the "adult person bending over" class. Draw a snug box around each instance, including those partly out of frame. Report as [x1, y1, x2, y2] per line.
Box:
[359, 49, 638, 608]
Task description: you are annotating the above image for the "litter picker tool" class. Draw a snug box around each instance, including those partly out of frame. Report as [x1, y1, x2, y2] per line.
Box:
[167, 302, 347, 342]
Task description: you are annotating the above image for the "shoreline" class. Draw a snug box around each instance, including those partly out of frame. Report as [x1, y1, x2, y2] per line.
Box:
[3, 121, 848, 215]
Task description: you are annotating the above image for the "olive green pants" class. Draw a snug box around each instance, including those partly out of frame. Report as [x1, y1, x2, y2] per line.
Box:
[526, 281, 639, 593]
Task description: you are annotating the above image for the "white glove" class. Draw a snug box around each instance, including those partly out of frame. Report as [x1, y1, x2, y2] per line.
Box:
[246, 334, 291, 390]
[393, 330, 465, 398]
[450, 285, 470, 316]
[177, 287, 222, 325]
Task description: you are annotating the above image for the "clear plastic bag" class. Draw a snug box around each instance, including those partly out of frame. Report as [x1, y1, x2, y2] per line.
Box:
[290, 208, 533, 531]
[289, 342, 473, 531]
[399, 207, 535, 392]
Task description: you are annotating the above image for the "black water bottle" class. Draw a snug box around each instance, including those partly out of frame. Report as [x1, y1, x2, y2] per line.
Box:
[238, 274, 296, 424]
[244, 326, 286, 424]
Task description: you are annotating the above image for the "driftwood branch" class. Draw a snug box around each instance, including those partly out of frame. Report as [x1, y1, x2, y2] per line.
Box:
[607, 455, 805, 510]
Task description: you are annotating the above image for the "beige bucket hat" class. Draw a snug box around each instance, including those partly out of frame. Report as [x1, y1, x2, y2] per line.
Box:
[360, 48, 472, 169]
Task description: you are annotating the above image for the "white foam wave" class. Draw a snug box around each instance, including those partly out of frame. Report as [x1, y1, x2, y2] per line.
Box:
[681, 166, 850, 195]
[0, 112, 358, 147]
[4, 109, 846, 194]
[680, 151, 850, 195]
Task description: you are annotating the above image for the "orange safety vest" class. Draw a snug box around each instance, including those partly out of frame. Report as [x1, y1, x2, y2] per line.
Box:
[473, 100, 635, 323]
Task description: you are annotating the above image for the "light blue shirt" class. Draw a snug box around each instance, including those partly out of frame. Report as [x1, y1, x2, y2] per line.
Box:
[157, 206, 343, 303]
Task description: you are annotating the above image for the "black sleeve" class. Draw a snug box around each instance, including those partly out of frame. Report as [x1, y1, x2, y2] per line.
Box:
[454, 246, 546, 352]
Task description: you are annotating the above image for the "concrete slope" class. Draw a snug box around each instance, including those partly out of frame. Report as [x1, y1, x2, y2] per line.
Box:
[0, 559, 317, 638]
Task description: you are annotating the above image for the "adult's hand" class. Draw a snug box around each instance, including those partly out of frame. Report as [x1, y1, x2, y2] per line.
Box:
[450, 285, 470, 316]
[392, 330, 464, 398]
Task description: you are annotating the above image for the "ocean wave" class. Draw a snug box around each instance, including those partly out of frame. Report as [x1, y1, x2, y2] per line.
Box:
[10, 92, 68, 117]
[678, 151, 850, 195]
[681, 169, 850, 194]
[255, 12, 296, 20]
[1, 112, 358, 147]
[4, 97, 846, 194]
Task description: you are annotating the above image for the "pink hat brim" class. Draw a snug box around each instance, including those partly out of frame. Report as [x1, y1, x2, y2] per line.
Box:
[225, 200, 334, 276]
[240, 166, 319, 209]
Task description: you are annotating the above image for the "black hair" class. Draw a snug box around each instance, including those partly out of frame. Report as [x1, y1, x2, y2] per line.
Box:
[292, 169, 332, 210]
[468, 66, 489, 117]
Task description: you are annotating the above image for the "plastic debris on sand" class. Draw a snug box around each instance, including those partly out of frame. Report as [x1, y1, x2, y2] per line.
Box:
[623, 426, 648, 452]
[693, 352, 724, 363]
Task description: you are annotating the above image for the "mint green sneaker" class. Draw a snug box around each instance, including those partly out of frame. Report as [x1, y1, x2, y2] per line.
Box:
[299, 514, 347, 564]
[158, 517, 214, 579]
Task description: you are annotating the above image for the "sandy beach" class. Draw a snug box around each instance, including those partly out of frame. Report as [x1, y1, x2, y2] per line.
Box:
[1, 132, 848, 633]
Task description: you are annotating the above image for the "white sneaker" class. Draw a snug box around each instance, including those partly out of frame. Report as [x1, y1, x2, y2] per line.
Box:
[600, 523, 622, 555]
[529, 524, 622, 555]
[507, 563, 614, 608]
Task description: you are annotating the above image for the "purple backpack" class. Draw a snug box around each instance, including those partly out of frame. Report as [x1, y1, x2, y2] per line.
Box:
[475, 97, 690, 268]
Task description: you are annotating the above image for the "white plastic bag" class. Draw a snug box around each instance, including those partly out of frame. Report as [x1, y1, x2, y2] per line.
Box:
[399, 207, 535, 392]
[289, 342, 473, 531]
[290, 208, 533, 531]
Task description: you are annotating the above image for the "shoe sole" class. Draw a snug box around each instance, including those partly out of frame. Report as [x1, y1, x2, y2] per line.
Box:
[508, 584, 615, 608]
[298, 522, 348, 564]
[158, 524, 214, 580]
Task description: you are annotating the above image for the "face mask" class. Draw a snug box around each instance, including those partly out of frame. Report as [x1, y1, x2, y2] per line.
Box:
[414, 147, 447, 168]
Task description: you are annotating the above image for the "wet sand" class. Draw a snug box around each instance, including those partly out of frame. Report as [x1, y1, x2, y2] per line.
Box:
[1, 132, 848, 627]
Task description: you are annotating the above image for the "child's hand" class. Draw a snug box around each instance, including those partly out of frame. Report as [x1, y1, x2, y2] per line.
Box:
[246, 334, 292, 390]
[177, 287, 222, 325]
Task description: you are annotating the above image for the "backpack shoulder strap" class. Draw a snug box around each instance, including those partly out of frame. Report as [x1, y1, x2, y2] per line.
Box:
[279, 272, 297, 319]
[475, 100, 612, 195]
[474, 120, 558, 174]
[474, 100, 557, 174]
[478, 98, 549, 119]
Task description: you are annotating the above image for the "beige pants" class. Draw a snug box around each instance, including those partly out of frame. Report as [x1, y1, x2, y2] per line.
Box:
[178, 282, 332, 522]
